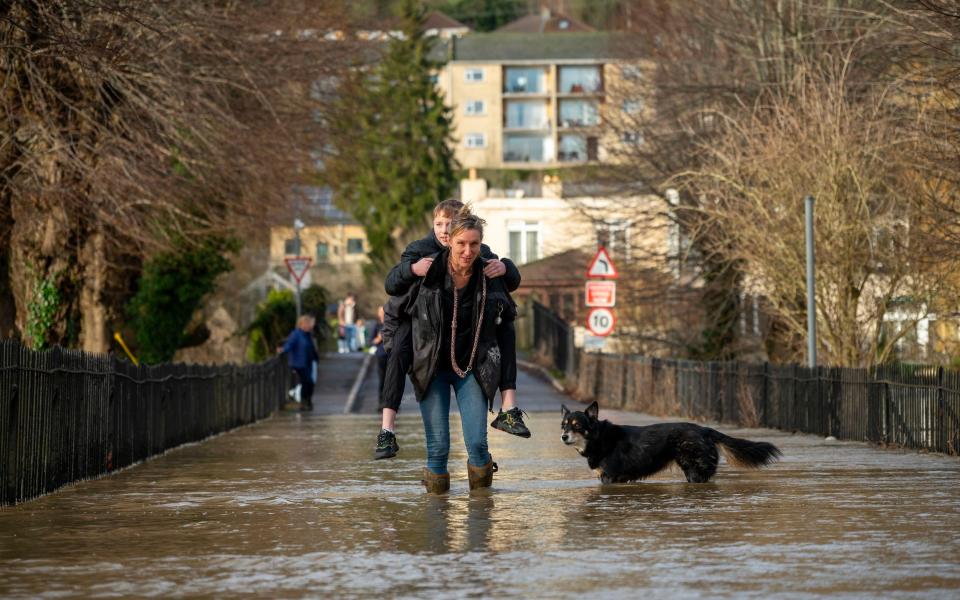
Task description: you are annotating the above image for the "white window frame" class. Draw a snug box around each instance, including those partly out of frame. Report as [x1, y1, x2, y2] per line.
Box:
[622, 99, 643, 114]
[465, 100, 485, 116]
[596, 220, 631, 261]
[465, 68, 484, 83]
[465, 133, 486, 148]
[507, 220, 542, 264]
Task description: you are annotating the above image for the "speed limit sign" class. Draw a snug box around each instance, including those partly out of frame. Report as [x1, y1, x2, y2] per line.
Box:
[586, 308, 616, 337]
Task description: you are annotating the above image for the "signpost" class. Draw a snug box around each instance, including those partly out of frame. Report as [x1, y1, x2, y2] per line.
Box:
[584, 247, 618, 341]
[586, 247, 619, 279]
[585, 280, 616, 307]
[586, 307, 616, 337]
[285, 256, 312, 318]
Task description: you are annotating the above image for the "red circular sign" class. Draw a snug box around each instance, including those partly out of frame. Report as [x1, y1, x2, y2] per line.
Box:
[586, 308, 616, 336]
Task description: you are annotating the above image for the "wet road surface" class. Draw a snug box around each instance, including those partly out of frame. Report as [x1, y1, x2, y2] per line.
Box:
[2, 358, 960, 598]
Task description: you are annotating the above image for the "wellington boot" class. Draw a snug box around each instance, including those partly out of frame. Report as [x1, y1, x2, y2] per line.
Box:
[467, 460, 498, 490]
[421, 468, 450, 494]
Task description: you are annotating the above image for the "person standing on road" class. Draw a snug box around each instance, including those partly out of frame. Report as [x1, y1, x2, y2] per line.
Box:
[408, 211, 520, 494]
[337, 293, 358, 353]
[373, 199, 526, 461]
[279, 314, 320, 412]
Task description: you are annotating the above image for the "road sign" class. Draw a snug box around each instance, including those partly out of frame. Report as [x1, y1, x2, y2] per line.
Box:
[585, 280, 616, 307]
[587, 247, 618, 279]
[586, 307, 616, 337]
[284, 256, 312, 283]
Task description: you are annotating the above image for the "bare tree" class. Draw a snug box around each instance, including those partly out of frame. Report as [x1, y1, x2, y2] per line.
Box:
[675, 64, 958, 366]
[603, 0, 958, 363]
[0, 1, 350, 351]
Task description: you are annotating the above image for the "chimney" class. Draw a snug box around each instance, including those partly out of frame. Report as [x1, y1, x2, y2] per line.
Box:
[461, 172, 487, 204]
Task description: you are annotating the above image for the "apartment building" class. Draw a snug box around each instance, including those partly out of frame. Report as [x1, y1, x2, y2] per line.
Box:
[435, 31, 646, 169]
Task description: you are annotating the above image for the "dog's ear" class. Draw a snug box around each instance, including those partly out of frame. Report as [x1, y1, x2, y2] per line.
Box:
[585, 401, 599, 420]
[561, 404, 570, 418]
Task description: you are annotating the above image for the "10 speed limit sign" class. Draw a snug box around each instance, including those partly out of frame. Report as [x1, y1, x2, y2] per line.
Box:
[586, 307, 616, 337]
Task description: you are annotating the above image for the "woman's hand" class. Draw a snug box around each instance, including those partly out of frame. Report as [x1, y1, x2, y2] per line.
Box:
[412, 257, 434, 276]
[482, 259, 506, 278]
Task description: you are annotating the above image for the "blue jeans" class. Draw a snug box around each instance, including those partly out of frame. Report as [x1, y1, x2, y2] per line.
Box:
[419, 369, 491, 474]
[343, 324, 358, 352]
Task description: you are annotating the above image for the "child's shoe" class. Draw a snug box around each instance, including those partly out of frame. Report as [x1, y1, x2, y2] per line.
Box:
[374, 429, 399, 459]
[491, 407, 531, 438]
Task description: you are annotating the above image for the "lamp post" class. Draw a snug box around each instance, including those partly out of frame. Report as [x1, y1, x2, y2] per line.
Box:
[294, 218, 305, 319]
[805, 196, 816, 368]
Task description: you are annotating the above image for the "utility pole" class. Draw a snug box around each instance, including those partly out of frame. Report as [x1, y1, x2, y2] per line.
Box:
[294, 218, 304, 319]
[805, 196, 817, 368]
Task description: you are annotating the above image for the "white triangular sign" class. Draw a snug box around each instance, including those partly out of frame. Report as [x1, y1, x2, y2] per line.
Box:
[587, 247, 618, 278]
[285, 256, 313, 283]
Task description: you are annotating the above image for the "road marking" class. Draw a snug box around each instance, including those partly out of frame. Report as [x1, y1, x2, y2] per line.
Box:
[343, 354, 373, 414]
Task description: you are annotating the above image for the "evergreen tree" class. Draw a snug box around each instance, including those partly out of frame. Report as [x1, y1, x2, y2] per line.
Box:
[326, 0, 458, 269]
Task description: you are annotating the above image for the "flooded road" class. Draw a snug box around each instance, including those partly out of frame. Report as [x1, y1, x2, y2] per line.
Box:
[2, 375, 960, 598]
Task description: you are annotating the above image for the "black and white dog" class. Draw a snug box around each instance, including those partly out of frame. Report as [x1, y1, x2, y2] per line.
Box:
[561, 402, 782, 484]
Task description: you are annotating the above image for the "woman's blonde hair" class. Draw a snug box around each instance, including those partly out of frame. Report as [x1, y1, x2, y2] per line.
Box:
[449, 208, 485, 240]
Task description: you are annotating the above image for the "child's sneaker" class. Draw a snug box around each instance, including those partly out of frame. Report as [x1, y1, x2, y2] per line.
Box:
[491, 407, 531, 438]
[374, 429, 400, 459]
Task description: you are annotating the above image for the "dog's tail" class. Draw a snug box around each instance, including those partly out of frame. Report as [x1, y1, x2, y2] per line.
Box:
[710, 430, 782, 469]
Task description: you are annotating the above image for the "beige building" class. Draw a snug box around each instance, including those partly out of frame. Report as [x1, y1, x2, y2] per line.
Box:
[267, 187, 369, 299]
[462, 173, 672, 272]
[434, 31, 648, 169]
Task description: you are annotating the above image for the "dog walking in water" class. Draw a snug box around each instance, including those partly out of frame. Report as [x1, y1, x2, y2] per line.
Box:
[561, 402, 782, 484]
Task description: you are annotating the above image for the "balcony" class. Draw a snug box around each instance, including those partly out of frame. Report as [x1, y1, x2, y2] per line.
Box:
[503, 133, 553, 164]
[558, 65, 604, 95]
[503, 67, 548, 95]
[558, 99, 601, 128]
[504, 99, 551, 131]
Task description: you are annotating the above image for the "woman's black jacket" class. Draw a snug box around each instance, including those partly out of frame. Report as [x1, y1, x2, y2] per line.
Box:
[408, 248, 516, 409]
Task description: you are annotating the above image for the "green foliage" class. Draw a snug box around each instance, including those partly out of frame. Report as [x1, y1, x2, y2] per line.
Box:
[245, 285, 331, 362]
[325, 0, 458, 268]
[438, 0, 525, 31]
[26, 272, 60, 350]
[127, 237, 238, 364]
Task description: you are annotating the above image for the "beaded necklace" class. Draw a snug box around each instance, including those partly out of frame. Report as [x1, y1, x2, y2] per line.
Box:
[449, 261, 487, 378]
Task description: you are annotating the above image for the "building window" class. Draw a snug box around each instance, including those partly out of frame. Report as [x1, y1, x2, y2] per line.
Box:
[505, 100, 549, 129]
[559, 99, 600, 127]
[622, 99, 643, 114]
[465, 133, 486, 148]
[596, 220, 631, 261]
[503, 133, 552, 162]
[284, 238, 299, 255]
[346, 238, 364, 254]
[465, 100, 485, 115]
[558, 134, 586, 162]
[504, 67, 547, 93]
[507, 220, 541, 264]
[316, 242, 329, 261]
[621, 132, 644, 145]
[621, 64, 644, 80]
[559, 65, 602, 94]
[465, 68, 484, 82]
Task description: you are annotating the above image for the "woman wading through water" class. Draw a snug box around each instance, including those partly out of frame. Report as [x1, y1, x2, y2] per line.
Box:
[408, 211, 518, 493]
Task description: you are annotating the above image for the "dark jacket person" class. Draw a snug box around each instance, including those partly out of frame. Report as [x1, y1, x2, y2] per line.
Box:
[409, 212, 516, 494]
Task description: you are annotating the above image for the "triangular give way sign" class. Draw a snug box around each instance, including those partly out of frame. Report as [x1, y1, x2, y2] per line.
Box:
[586, 247, 618, 278]
[285, 256, 312, 283]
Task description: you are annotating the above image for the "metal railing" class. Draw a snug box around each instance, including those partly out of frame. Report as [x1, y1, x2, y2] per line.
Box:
[1, 340, 291, 506]
[531, 302, 960, 456]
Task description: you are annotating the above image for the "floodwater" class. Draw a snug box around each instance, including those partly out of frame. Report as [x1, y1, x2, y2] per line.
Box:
[2, 409, 960, 598]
